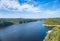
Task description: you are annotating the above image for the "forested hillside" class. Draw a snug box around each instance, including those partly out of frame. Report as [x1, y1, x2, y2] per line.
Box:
[43, 18, 60, 27]
[44, 18, 60, 25]
[0, 18, 37, 28]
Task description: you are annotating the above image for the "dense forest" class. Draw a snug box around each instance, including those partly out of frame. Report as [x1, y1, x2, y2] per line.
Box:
[0, 18, 37, 28]
[44, 26, 60, 41]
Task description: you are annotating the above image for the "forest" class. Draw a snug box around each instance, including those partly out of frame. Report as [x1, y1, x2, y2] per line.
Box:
[0, 18, 37, 28]
[43, 18, 60, 27]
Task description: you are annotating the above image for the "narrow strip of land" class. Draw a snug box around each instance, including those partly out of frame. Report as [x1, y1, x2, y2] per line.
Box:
[43, 24, 60, 27]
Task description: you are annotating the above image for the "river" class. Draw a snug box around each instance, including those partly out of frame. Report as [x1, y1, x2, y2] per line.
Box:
[0, 21, 52, 41]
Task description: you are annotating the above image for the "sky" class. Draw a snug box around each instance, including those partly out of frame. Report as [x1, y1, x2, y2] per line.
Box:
[0, 0, 60, 18]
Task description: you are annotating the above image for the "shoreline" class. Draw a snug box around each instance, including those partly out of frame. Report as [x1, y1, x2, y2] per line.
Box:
[47, 30, 52, 34]
[43, 24, 60, 27]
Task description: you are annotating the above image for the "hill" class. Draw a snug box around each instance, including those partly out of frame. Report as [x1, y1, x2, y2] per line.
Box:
[44, 26, 60, 41]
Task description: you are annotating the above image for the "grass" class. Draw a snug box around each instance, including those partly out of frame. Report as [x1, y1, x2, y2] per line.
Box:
[44, 26, 60, 41]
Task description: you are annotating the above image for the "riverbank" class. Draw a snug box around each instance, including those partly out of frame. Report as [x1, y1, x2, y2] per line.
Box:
[43, 26, 60, 41]
[46, 30, 52, 33]
[43, 24, 60, 27]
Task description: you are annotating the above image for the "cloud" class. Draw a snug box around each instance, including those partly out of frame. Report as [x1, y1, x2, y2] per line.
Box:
[0, 0, 19, 10]
[0, 0, 60, 18]
[44, 10, 58, 14]
[0, 9, 60, 18]
[0, 0, 40, 13]
[0, 13, 41, 18]
[0, 0, 59, 13]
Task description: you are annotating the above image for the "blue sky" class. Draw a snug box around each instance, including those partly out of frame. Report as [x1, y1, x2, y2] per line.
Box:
[0, 0, 60, 18]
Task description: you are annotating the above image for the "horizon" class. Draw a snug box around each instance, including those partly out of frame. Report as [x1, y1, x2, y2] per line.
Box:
[0, 17, 60, 19]
[0, 0, 60, 18]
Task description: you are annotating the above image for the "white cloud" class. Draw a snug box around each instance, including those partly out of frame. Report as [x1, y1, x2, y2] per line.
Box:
[45, 10, 60, 14]
[0, 10, 60, 18]
[0, 0, 40, 12]
[44, 10, 56, 15]
[0, 0, 60, 18]
[0, 0, 19, 10]
[0, 13, 40, 18]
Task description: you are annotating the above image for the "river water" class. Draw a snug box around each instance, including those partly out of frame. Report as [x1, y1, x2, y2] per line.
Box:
[0, 21, 52, 41]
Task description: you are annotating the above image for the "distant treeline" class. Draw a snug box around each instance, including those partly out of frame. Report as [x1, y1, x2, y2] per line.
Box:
[0, 18, 38, 27]
[44, 18, 60, 25]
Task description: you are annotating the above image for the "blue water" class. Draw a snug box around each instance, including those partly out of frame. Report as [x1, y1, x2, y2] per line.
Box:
[0, 21, 51, 41]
